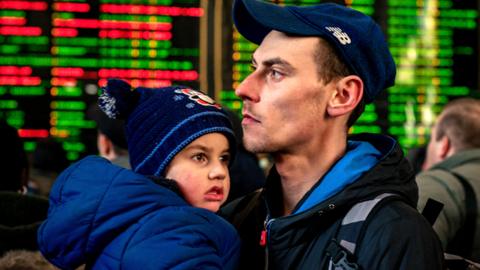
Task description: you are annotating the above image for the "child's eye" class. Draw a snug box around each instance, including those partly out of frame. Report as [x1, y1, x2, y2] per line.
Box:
[192, 153, 207, 163]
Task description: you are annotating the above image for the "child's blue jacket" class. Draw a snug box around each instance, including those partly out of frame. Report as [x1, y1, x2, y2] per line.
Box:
[38, 156, 240, 270]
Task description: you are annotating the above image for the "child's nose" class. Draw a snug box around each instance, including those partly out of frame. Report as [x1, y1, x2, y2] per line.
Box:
[208, 162, 228, 180]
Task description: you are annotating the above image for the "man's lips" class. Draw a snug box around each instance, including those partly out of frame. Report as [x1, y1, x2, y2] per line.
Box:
[204, 186, 224, 201]
[242, 112, 260, 125]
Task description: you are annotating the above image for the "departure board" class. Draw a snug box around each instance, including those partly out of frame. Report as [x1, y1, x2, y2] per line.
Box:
[1, 0, 479, 160]
[0, 0, 202, 160]
[386, 0, 479, 149]
[224, 0, 480, 151]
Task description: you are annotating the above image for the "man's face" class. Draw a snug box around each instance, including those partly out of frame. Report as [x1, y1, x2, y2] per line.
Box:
[235, 30, 333, 155]
[164, 133, 231, 212]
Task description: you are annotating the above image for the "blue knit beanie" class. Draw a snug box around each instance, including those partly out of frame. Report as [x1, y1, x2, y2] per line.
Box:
[98, 79, 236, 177]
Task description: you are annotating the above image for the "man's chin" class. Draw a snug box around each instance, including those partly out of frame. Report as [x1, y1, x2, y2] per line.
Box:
[244, 141, 270, 154]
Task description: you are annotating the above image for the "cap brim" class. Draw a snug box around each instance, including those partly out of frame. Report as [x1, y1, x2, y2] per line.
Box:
[233, 0, 318, 44]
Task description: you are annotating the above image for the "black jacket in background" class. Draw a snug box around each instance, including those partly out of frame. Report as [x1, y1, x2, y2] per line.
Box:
[0, 191, 49, 256]
[220, 134, 445, 270]
[227, 147, 265, 204]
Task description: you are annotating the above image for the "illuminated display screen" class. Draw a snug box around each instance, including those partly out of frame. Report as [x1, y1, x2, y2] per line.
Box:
[223, 0, 479, 151]
[0, 0, 202, 160]
[1, 0, 479, 160]
[386, 0, 478, 149]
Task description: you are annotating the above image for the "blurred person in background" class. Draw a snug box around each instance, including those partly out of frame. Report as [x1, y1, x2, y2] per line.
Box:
[28, 138, 70, 197]
[88, 103, 130, 168]
[0, 120, 49, 256]
[417, 97, 480, 261]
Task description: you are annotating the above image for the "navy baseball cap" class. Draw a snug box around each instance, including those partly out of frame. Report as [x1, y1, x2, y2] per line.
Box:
[232, 0, 396, 103]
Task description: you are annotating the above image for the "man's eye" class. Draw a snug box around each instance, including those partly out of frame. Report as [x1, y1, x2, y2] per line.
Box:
[270, 69, 283, 80]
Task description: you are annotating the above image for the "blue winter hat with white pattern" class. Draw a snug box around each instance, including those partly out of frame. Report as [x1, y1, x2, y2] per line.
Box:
[99, 79, 236, 177]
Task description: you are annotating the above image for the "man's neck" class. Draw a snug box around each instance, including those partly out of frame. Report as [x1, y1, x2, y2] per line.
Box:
[274, 136, 347, 216]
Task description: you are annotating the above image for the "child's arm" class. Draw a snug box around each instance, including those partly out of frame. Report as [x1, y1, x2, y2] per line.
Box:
[121, 207, 240, 270]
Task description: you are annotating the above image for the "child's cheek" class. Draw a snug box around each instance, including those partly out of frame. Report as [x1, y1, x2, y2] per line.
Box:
[176, 172, 197, 192]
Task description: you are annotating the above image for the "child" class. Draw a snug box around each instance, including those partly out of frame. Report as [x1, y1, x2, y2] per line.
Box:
[38, 79, 240, 269]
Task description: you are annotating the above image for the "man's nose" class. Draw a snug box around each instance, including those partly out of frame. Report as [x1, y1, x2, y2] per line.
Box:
[235, 73, 260, 102]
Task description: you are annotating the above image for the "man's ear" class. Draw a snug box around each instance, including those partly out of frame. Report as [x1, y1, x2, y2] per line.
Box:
[326, 75, 363, 117]
[438, 135, 451, 159]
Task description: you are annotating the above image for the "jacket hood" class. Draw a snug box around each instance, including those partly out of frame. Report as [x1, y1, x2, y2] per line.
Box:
[38, 156, 187, 268]
[337, 133, 417, 206]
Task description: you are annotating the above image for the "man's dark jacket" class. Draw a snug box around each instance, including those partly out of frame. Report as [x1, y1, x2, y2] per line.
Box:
[221, 134, 444, 270]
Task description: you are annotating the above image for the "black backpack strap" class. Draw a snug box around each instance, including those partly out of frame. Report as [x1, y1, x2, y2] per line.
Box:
[437, 169, 477, 258]
[421, 198, 444, 225]
[231, 189, 263, 229]
[326, 193, 400, 270]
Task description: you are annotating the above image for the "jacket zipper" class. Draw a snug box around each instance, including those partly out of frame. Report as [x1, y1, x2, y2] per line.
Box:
[262, 215, 275, 270]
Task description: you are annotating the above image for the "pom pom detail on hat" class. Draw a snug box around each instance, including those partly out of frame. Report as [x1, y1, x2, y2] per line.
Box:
[98, 79, 140, 119]
[98, 79, 236, 177]
[98, 93, 117, 119]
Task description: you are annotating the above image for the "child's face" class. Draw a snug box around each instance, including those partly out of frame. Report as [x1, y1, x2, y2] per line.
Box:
[165, 133, 231, 212]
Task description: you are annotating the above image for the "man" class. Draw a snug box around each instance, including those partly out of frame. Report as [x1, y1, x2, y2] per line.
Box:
[417, 98, 480, 261]
[220, 1, 444, 269]
[88, 103, 130, 168]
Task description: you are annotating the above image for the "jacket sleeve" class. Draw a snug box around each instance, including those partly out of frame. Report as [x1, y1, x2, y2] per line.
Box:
[356, 201, 445, 270]
[121, 207, 240, 270]
[416, 170, 465, 249]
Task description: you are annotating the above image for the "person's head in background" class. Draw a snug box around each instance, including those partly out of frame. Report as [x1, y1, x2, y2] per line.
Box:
[0, 121, 29, 193]
[99, 79, 236, 212]
[87, 103, 130, 169]
[29, 138, 69, 196]
[423, 97, 480, 170]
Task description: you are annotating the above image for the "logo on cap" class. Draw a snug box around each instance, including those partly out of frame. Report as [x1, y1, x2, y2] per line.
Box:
[325, 27, 351, 45]
[175, 88, 221, 109]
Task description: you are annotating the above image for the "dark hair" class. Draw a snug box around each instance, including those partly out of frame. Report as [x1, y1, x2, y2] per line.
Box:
[313, 38, 365, 127]
[87, 103, 128, 150]
[33, 139, 69, 174]
[435, 98, 480, 151]
[0, 121, 28, 191]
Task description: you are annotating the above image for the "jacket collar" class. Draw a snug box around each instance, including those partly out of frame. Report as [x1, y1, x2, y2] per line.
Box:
[263, 133, 415, 217]
[432, 148, 480, 170]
